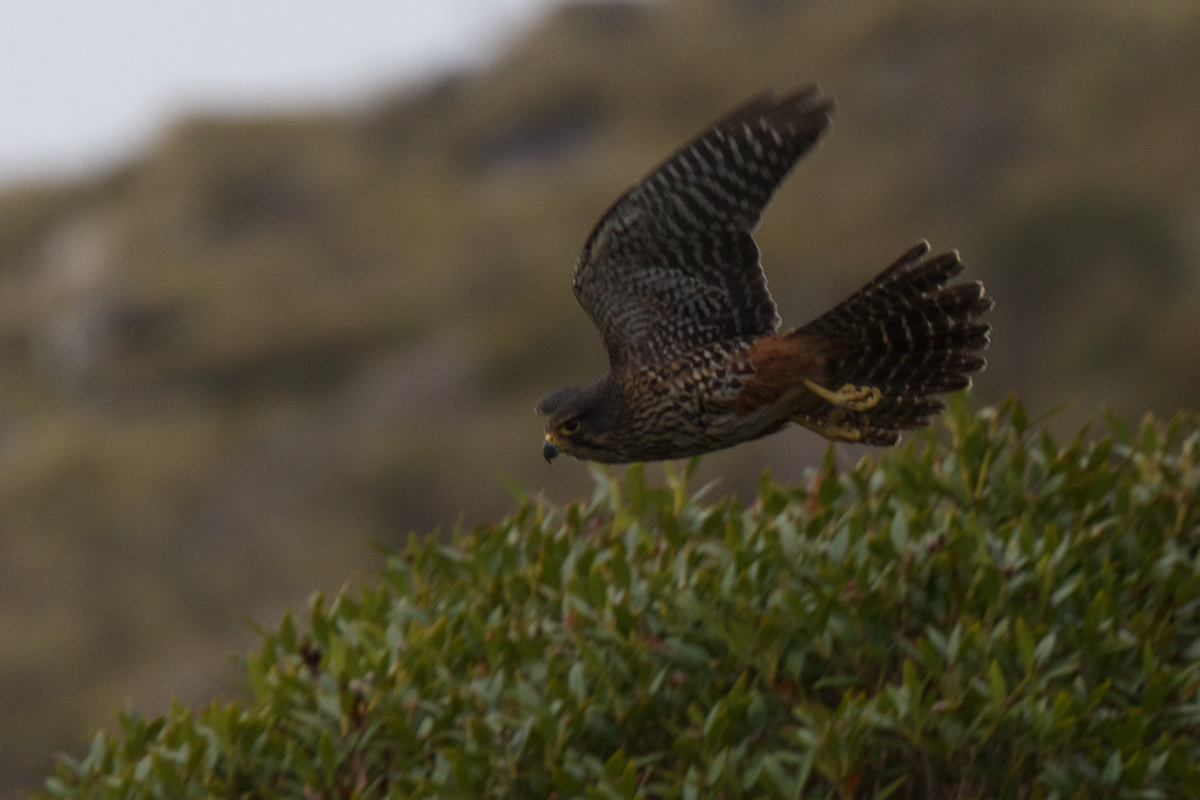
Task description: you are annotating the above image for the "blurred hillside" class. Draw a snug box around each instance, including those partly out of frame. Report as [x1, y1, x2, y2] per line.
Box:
[2, 0, 1199, 794]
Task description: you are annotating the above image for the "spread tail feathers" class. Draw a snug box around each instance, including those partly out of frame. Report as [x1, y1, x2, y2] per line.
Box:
[796, 241, 993, 444]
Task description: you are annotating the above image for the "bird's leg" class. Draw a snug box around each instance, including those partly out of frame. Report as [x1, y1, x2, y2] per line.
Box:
[803, 379, 883, 412]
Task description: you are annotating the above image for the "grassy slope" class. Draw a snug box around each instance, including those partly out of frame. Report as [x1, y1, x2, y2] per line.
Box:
[0, 0, 1199, 793]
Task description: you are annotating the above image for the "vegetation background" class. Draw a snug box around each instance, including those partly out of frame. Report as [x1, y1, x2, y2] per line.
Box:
[1, 0, 1198, 795]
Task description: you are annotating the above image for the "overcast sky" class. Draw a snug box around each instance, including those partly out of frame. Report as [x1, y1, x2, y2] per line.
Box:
[0, 0, 570, 187]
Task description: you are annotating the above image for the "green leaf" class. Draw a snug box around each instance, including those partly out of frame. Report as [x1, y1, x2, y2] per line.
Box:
[988, 660, 1007, 705]
[568, 662, 587, 703]
[317, 729, 337, 782]
[1015, 617, 1035, 673]
[1033, 631, 1057, 668]
[875, 773, 908, 800]
[682, 766, 701, 800]
[604, 749, 626, 781]
[706, 748, 728, 786]
[1101, 751, 1122, 785]
[889, 507, 909, 551]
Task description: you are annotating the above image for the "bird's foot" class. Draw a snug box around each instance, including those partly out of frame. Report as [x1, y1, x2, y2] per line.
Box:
[811, 409, 870, 442]
[794, 408, 871, 442]
[803, 380, 882, 412]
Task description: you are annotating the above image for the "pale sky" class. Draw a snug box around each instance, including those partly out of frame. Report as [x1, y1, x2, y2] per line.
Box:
[0, 0, 571, 186]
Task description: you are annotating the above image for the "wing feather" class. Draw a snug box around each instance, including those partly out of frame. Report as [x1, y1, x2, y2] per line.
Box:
[573, 87, 834, 368]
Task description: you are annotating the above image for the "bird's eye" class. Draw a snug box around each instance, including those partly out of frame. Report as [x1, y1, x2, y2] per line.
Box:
[562, 419, 582, 434]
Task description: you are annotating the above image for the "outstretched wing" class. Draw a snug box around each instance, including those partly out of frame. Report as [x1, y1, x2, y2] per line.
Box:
[572, 86, 834, 369]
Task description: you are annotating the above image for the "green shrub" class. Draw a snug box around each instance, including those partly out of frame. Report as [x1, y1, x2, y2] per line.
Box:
[42, 396, 1200, 799]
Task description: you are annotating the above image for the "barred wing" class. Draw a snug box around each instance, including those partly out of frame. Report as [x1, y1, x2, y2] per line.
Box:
[572, 86, 834, 368]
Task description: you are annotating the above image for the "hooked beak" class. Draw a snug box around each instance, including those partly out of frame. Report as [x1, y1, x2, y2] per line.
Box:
[542, 435, 560, 463]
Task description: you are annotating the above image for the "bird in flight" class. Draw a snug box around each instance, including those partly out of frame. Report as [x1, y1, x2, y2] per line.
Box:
[537, 86, 992, 464]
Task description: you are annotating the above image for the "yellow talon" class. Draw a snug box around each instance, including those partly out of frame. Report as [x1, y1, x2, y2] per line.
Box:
[792, 408, 873, 443]
[803, 379, 883, 412]
[810, 409, 867, 442]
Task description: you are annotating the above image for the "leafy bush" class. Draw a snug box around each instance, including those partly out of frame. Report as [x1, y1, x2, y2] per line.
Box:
[43, 396, 1200, 799]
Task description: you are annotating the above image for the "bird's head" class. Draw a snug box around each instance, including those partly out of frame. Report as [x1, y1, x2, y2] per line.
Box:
[534, 376, 624, 463]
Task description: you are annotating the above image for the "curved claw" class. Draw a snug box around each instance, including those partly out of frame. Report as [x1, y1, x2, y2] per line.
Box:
[800, 408, 870, 442]
[803, 380, 883, 412]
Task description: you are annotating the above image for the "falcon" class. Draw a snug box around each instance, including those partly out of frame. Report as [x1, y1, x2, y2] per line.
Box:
[536, 86, 992, 464]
